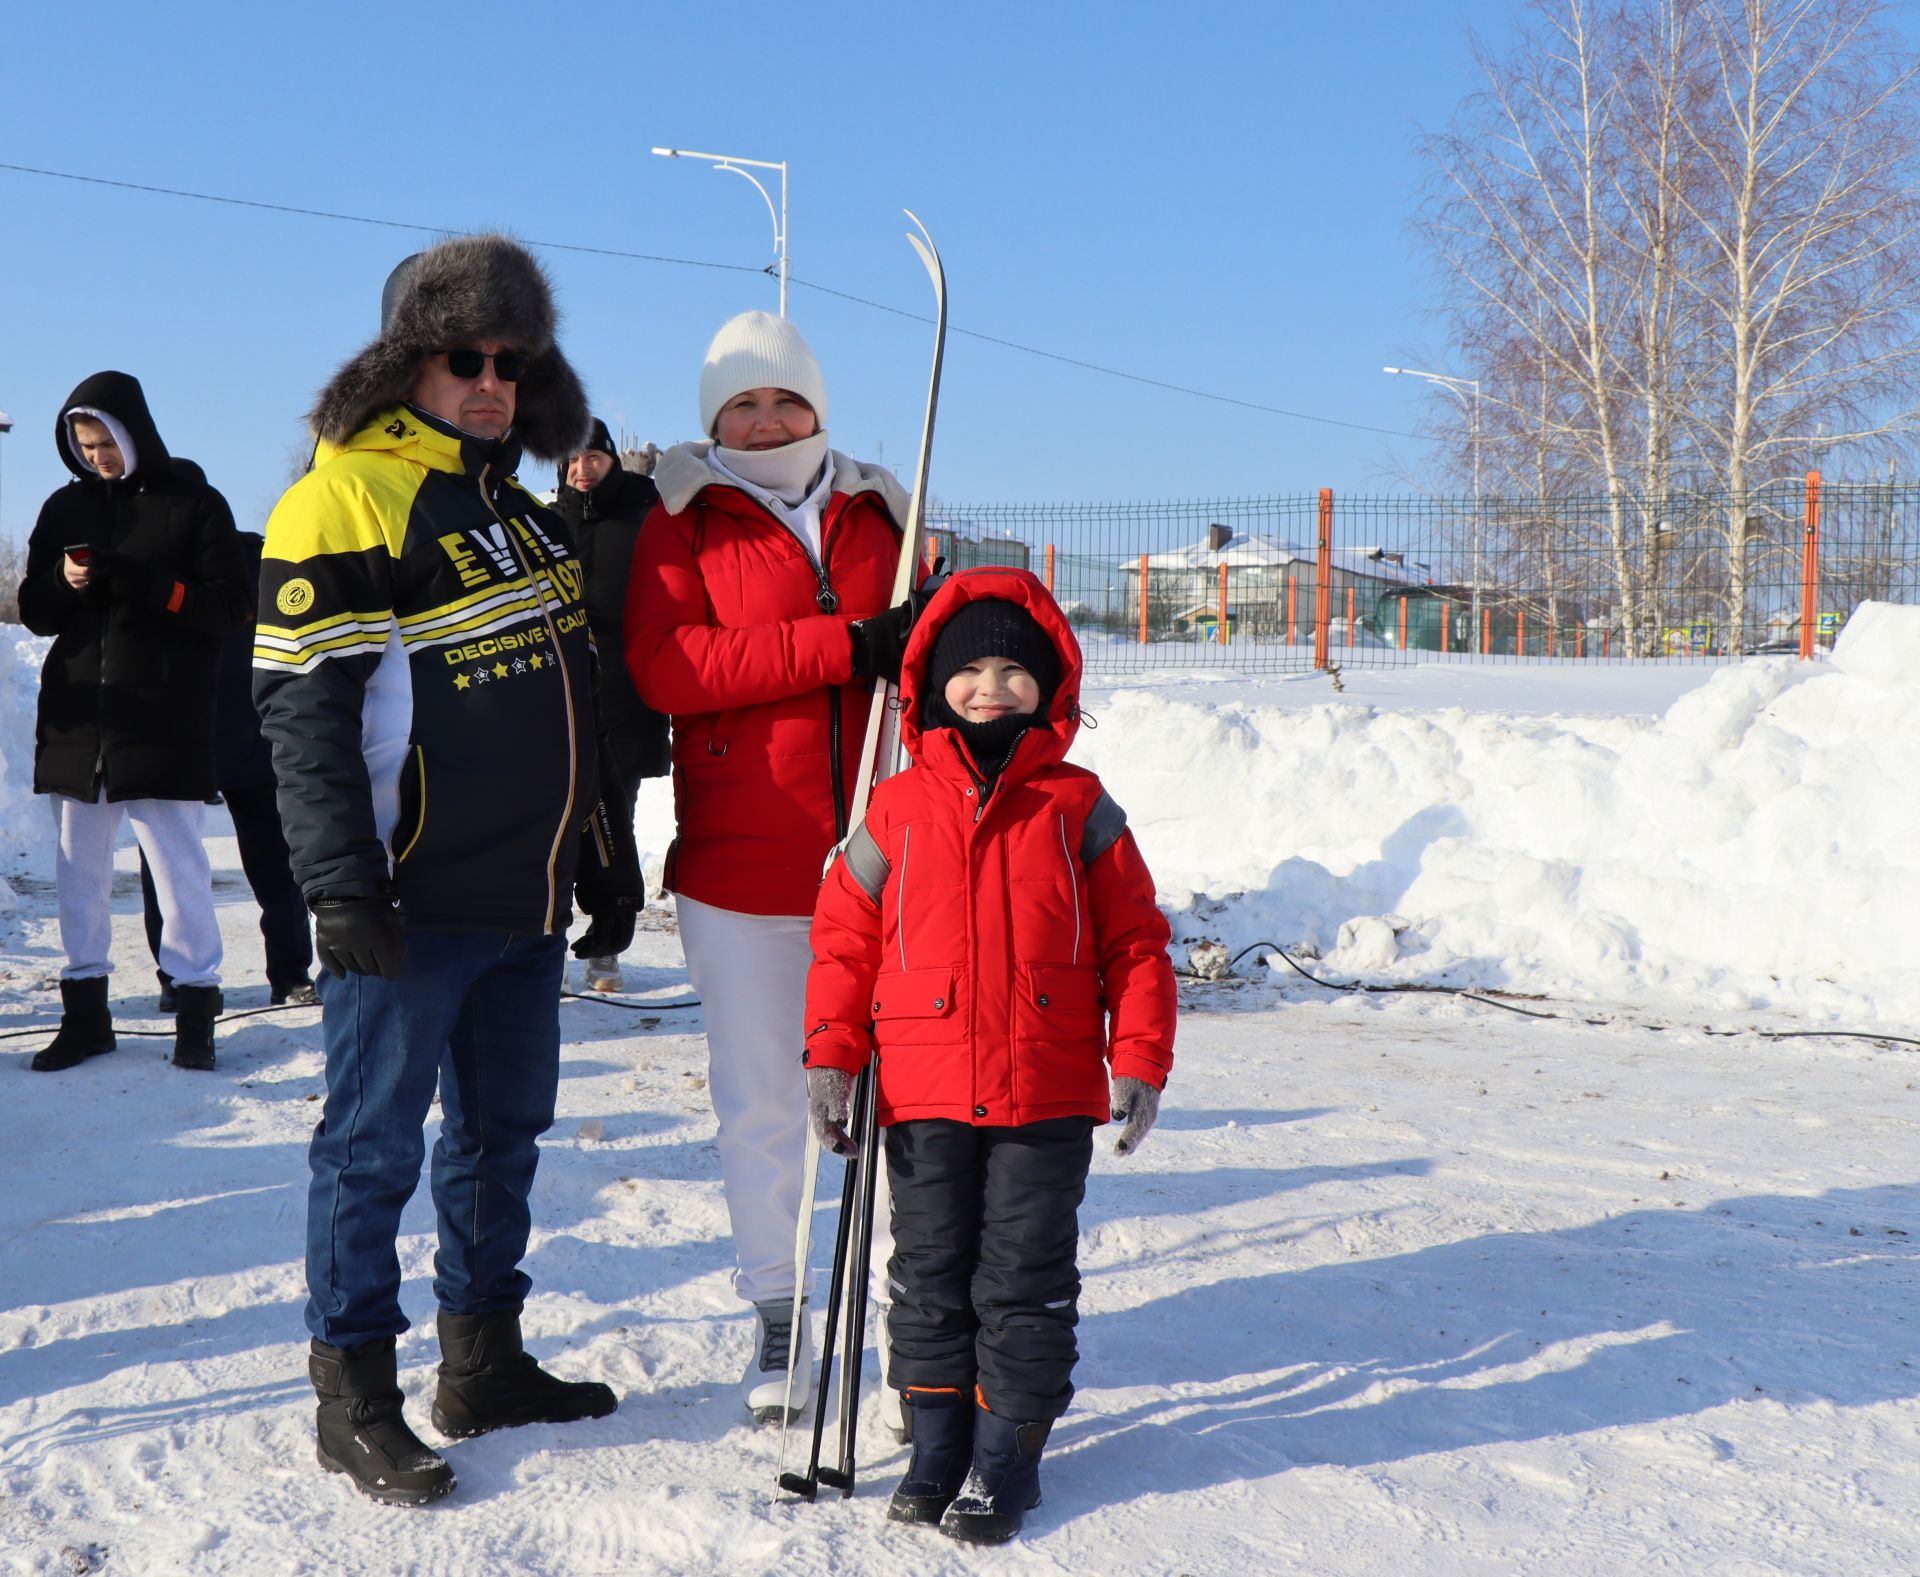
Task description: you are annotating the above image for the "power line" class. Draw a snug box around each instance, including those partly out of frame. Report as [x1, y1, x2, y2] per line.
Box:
[0, 159, 1421, 441]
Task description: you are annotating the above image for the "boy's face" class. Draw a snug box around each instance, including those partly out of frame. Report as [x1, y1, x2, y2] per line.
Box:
[943, 656, 1042, 722]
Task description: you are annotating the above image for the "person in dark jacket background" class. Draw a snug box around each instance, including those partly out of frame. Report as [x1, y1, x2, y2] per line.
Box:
[139, 530, 316, 1011]
[552, 418, 668, 993]
[16, 370, 251, 1073]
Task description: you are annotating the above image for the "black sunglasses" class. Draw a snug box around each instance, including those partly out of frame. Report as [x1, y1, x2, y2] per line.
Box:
[444, 347, 530, 382]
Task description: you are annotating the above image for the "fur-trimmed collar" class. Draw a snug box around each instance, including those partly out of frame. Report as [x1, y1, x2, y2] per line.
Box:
[307, 234, 589, 462]
[653, 439, 910, 522]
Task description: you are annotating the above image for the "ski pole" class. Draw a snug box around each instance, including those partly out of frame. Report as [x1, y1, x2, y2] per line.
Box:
[817, 1062, 881, 1496]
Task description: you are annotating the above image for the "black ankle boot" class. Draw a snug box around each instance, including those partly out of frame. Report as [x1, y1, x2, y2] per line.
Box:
[430, 1309, 616, 1439]
[170, 984, 222, 1071]
[939, 1405, 1052, 1544]
[310, 1337, 455, 1506]
[887, 1387, 974, 1524]
[32, 977, 116, 1072]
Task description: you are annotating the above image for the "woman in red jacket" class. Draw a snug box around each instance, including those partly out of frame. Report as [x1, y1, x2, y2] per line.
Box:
[625, 310, 916, 1422]
[803, 568, 1177, 1544]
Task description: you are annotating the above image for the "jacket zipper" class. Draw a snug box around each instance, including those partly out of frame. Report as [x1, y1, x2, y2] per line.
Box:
[480, 464, 578, 931]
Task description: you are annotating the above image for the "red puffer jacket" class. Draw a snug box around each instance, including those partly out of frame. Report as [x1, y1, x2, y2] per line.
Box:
[626, 444, 905, 916]
[804, 567, 1176, 1127]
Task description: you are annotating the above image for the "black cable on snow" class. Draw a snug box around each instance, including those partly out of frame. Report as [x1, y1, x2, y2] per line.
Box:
[1214, 941, 1920, 1049]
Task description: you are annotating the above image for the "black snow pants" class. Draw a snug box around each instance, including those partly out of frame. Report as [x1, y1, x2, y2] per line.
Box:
[884, 1115, 1094, 1422]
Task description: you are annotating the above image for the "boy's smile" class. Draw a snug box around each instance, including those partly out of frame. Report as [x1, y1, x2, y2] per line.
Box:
[943, 656, 1042, 722]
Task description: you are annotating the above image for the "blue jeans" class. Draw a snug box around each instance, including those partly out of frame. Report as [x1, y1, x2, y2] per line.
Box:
[304, 930, 565, 1348]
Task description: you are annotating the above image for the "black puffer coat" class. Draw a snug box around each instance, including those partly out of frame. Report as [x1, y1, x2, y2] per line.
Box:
[553, 458, 670, 786]
[17, 371, 252, 802]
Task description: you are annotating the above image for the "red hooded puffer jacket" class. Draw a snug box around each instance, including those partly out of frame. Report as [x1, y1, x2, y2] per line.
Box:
[626, 452, 902, 916]
[804, 567, 1176, 1127]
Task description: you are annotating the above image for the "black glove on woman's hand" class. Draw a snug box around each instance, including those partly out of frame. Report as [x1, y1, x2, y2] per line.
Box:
[311, 894, 406, 981]
[848, 599, 915, 684]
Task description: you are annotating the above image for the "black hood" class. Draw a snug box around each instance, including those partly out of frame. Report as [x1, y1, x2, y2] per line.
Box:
[55, 370, 172, 480]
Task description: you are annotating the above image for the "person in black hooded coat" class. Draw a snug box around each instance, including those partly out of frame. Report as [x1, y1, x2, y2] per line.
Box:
[552, 417, 668, 991]
[16, 370, 252, 1073]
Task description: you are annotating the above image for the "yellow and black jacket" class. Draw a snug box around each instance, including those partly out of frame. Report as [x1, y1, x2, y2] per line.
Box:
[253, 404, 631, 933]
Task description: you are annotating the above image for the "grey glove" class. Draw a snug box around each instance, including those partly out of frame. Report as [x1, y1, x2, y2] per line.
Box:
[807, 1066, 857, 1156]
[1110, 1076, 1161, 1156]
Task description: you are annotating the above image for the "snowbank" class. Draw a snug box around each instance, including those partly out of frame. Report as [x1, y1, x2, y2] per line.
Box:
[2, 607, 1913, 1026]
[1074, 602, 1920, 1027]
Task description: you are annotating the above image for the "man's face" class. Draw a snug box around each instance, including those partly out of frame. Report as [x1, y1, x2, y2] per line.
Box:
[409, 342, 520, 440]
[70, 416, 126, 479]
[567, 450, 616, 491]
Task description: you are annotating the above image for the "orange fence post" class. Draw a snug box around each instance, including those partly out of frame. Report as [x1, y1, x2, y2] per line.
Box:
[1481, 607, 1491, 656]
[1398, 597, 1408, 651]
[1603, 629, 1612, 657]
[925, 533, 940, 572]
[1287, 575, 1297, 643]
[1137, 554, 1149, 645]
[1313, 490, 1333, 669]
[1576, 626, 1585, 658]
[1216, 563, 1229, 646]
[1345, 586, 1355, 647]
[1044, 543, 1055, 593]
[1799, 471, 1823, 659]
[1517, 608, 1527, 655]
[1440, 598, 1450, 653]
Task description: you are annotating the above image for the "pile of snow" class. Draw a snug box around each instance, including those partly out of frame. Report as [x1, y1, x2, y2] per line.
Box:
[1, 607, 1913, 1026]
[1073, 602, 1920, 1027]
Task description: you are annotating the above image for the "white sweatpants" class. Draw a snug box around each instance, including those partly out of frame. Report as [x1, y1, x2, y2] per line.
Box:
[676, 894, 892, 1309]
[51, 794, 222, 987]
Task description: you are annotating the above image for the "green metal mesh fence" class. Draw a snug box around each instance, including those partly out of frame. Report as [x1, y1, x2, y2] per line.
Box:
[933, 479, 1915, 674]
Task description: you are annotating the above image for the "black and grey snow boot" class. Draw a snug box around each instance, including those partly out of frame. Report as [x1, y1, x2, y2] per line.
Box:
[430, 1309, 617, 1438]
[170, 985, 222, 1071]
[310, 1337, 455, 1507]
[887, 1387, 974, 1524]
[939, 1406, 1052, 1545]
[156, 971, 176, 1014]
[31, 977, 116, 1072]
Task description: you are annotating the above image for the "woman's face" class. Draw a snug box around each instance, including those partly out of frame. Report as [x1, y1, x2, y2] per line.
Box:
[714, 387, 818, 450]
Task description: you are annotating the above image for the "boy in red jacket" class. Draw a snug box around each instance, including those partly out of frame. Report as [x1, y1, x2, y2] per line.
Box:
[803, 567, 1176, 1545]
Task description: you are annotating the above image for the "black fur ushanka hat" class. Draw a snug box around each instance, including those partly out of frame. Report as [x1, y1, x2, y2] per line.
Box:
[308, 234, 590, 461]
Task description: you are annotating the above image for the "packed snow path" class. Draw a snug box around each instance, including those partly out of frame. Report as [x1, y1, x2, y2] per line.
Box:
[1, 888, 1915, 1575]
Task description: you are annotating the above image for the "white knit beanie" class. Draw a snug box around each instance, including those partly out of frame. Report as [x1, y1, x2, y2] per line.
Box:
[698, 311, 829, 436]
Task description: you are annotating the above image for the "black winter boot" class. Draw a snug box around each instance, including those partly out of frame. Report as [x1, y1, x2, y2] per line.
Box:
[887, 1388, 975, 1524]
[430, 1309, 617, 1438]
[31, 977, 116, 1072]
[170, 985, 222, 1071]
[156, 971, 176, 1014]
[939, 1405, 1053, 1545]
[310, 1337, 455, 1506]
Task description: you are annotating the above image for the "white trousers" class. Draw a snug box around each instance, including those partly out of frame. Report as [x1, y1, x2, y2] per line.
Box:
[51, 794, 222, 987]
[676, 894, 892, 1308]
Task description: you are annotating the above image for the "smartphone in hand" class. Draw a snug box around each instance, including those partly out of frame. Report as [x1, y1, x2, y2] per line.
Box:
[63, 545, 92, 564]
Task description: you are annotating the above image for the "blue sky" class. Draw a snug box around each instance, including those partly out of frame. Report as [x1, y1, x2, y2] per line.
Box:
[4, 1, 1907, 538]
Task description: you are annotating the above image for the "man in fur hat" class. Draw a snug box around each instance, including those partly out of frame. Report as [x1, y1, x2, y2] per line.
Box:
[254, 234, 641, 1505]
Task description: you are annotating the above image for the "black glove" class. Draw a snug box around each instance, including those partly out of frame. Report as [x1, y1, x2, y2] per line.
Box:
[848, 600, 914, 684]
[571, 902, 637, 961]
[311, 893, 406, 981]
[86, 550, 160, 609]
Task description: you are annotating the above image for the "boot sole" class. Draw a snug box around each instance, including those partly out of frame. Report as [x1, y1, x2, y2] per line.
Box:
[940, 1490, 1042, 1545]
[30, 1044, 116, 1073]
[888, 1491, 958, 1525]
[430, 1397, 617, 1439]
[750, 1403, 805, 1426]
[316, 1441, 455, 1506]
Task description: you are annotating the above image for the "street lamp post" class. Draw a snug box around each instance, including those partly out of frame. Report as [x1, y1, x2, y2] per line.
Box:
[1384, 365, 1482, 641]
[0, 407, 12, 545]
[652, 146, 789, 316]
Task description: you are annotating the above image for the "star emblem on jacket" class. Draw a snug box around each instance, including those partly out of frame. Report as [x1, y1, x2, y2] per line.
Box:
[453, 672, 471, 690]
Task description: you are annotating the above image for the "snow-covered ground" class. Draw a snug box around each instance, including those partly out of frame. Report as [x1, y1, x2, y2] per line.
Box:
[2, 612, 1916, 1575]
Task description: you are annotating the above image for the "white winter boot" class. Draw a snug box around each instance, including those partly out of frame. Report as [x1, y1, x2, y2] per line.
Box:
[583, 956, 623, 993]
[743, 1297, 812, 1424]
